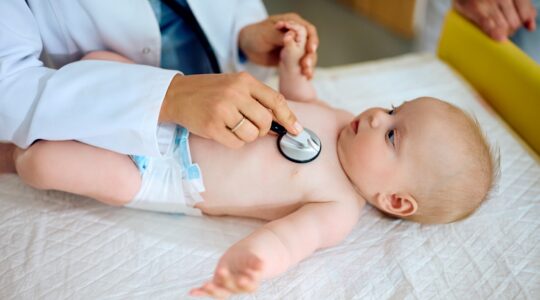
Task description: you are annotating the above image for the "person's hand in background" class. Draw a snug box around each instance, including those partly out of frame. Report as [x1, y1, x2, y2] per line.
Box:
[239, 13, 319, 79]
[453, 0, 537, 41]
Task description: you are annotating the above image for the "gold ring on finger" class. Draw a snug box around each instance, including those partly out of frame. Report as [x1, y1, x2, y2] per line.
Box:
[229, 116, 246, 133]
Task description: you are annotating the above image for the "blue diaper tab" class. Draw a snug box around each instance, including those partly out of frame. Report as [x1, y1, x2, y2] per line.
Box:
[174, 126, 202, 181]
[131, 126, 202, 183]
[131, 155, 149, 172]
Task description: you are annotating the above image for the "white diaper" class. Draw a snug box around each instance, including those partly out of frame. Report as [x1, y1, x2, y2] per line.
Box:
[126, 126, 204, 216]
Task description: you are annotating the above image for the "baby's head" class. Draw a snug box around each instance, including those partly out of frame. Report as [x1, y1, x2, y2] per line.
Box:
[337, 97, 497, 224]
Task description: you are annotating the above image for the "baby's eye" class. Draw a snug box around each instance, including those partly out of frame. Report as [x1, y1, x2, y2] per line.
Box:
[387, 129, 395, 146]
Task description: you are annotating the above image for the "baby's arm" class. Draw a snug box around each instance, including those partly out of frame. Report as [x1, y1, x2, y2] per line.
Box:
[190, 200, 361, 298]
[278, 22, 318, 102]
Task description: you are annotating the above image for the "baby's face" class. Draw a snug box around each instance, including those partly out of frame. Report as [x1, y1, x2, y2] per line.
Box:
[337, 98, 462, 207]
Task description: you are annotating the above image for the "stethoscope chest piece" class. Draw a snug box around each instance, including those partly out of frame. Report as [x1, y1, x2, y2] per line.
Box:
[271, 121, 322, 164]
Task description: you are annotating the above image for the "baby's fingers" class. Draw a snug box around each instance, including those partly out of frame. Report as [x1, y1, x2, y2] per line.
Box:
[190, 282, 230, 299]
[239, 258, 263, 288]
[215, 268, 242, 293]
[237, 274, 259, 292]
[283, 31, 296, 45]
[189, 288, 209, 297]
[247, 255, 264, 271]
[285, 22, 307, 42]
[215, 267, 260, 294]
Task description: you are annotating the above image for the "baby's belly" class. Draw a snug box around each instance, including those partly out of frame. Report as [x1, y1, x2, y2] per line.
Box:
[189, 135, 308, 220]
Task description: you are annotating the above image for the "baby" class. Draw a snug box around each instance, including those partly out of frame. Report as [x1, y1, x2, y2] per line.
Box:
[0, 22, 496, 298]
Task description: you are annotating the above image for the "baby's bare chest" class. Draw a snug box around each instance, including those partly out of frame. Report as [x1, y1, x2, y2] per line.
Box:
[190, 101, 355, 219]
[191, 135, 350, 219]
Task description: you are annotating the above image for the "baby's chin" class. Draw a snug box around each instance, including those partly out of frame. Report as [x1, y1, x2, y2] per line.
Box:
[336, 126, 347, 155]
[335, 126, 359, 188]
[336, 123, 352, 150]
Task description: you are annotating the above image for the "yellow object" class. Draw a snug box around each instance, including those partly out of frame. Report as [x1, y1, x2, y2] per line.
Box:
[437, 10, 540, 156]
[338, 0, 416, 38]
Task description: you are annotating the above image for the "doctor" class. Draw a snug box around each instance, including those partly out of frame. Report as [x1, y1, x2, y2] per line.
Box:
[0, 0, 319, 160]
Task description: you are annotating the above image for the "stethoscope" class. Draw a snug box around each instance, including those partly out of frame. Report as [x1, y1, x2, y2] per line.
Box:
[163, 0, 322, 163]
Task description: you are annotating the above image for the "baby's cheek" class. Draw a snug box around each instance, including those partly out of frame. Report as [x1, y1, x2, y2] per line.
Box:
[356, 148, 394, 182]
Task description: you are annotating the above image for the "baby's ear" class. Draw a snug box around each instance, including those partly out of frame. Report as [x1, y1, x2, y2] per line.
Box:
[375, 193, 417, 217]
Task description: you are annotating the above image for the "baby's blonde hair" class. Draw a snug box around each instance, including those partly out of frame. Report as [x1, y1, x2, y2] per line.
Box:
[405, 102, 499, 224]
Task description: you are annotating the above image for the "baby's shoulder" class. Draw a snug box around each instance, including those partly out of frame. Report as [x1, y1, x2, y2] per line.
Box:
[308, 184, 365, 217]
[298, 193, 364, 245]
[330, 193, 365, 231]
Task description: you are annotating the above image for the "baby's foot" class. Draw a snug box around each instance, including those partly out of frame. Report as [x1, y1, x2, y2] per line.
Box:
[278, 21, 308, 71]
[0, 143, 16, 174]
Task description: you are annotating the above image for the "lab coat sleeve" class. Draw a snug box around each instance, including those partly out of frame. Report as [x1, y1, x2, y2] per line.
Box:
[0, 1, 177, 156]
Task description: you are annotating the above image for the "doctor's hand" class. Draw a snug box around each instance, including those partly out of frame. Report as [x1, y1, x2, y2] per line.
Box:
[239, 13, 319, 79]
[453, 0, 537, 41]
[159, 73, 301, 149]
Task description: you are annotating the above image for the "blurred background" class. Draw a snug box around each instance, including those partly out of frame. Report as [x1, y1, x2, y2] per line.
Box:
[263, 0, 441, 67]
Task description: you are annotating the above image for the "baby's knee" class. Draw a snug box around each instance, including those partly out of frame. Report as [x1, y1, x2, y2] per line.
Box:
[15, 141, 58, 190]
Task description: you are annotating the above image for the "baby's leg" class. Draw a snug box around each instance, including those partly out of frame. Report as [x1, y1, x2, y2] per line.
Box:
[15, 140, 141, 206]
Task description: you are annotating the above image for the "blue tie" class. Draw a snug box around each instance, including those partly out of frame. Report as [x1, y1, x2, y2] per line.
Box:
[160, 0, 221, 74]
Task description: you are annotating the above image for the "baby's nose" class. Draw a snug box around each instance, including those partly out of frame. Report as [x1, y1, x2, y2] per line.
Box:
[369, 108, 390, 128]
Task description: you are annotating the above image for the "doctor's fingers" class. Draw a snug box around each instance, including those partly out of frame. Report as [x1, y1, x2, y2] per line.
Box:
[236, 97, 273, 137]
[245, 76, 300, 135]
[212, 128, 245, 149]
[300, 19, 318, 79]
[227, 113, 260, 143]
[300, 49, 318, 80]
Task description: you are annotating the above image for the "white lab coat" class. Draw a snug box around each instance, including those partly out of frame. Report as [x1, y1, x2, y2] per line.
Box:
[0, 0, 270, 156]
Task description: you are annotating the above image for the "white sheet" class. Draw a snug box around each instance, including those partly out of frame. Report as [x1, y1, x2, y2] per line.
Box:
[1, 54, 539, 299]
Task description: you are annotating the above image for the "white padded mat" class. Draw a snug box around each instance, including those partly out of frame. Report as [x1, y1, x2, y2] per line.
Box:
[1, 54, 539, 299]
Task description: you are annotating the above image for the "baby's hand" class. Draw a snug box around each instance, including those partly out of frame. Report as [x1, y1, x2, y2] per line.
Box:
[190, 248, 264, 299]
[277, 21, 308, 70]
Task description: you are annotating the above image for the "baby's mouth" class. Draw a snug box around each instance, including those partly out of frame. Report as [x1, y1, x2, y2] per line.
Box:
[350, 119, 359, 134]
